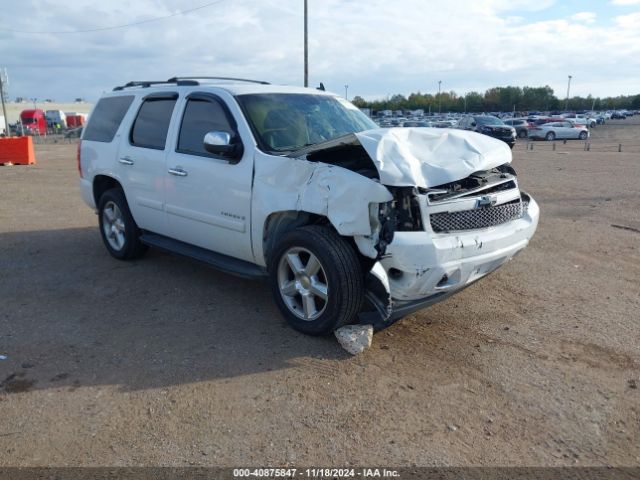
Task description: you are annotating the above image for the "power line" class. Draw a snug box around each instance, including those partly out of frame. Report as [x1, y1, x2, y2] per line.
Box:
[0, 0, 227, 34]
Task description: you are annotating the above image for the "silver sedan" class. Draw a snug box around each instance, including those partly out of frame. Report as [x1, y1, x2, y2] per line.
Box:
[528, 121, 589, 141]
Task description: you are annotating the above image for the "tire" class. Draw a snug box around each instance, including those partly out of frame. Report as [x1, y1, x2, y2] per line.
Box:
[545, 131, 556, 141]
[590, 122, 596, 128]
[98, 188, 147, 260]
[268, 225, 364, 335]
[518, 129, 527, 138]
[579, 131, 588, 140]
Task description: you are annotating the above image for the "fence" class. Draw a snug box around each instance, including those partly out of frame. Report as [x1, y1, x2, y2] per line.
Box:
[516, 138, 640, 154]
[24, 133, 80, 144]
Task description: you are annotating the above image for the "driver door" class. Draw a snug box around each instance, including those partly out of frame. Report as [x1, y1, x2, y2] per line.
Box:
[164, 92, 254, 262]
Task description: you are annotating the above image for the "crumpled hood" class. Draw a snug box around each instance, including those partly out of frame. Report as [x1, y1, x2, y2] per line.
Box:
[354, 128, 512, 188]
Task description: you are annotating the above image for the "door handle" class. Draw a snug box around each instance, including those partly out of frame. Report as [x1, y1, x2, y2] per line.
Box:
[168, 167, 188, 177]
[119, 157, 134, 165]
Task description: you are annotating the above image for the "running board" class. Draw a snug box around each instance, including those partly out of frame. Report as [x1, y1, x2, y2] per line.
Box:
[140, 233, 267, 280]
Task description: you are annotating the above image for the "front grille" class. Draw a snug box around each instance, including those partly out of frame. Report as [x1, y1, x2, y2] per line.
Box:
[492, 130, 512, 137]
[430, 200, 528, 233]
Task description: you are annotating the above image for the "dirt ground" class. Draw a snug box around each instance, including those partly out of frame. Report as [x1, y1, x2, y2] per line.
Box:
[0, 119, 638, 467]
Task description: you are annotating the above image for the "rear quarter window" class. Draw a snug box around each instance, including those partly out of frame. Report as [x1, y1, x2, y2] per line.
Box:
[83, 96, 134, 142]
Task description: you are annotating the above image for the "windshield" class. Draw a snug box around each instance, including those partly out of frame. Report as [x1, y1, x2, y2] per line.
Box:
[236, 93, 377, 153]
[475, 116, 504, 126]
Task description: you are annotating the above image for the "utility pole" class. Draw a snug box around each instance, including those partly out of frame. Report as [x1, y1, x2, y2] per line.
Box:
[344, 85, 348, 100]
[438, 80, 442, 114]
[0, 69, 9, 137]
[565, 75, 572, 111]
[303, 0, 308, 87]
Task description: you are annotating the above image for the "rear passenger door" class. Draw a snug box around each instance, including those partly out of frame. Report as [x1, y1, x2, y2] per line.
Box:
[164, 92, 254, 262]
[117, 92, 178, 235]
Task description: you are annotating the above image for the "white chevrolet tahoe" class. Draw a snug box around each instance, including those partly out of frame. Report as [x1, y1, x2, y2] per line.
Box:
[79, 77, 539, 335]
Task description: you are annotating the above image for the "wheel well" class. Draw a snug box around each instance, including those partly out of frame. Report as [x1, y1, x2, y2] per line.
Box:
[93, 175, 122, 206]
[262, 211, 375, 274]
[263, 211, 325, 265]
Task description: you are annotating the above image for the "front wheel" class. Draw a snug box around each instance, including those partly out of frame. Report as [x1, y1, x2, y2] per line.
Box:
[268, 225, 364, 335]
[579, 131, 588, 140]
[98, 188, 147, 260]
[518, 130, 527, 138]
[545, 131, 556, 141]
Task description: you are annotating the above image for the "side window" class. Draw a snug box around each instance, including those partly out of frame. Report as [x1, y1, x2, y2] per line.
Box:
[177, 97, 235, 157]
[83, 96, 134, 142]
[130, 97, 177, 150]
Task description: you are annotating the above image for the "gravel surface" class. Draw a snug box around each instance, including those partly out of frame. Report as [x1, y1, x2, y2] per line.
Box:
[1, 120, 638, 467]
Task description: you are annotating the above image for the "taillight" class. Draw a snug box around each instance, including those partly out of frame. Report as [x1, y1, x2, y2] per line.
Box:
[77, 140, 82, 178]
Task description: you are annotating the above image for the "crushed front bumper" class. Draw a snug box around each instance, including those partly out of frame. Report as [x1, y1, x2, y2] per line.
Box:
[359, 194, 539, 329]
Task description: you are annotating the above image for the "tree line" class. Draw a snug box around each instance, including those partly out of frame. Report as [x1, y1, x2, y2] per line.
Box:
[350, 85, 640, 113]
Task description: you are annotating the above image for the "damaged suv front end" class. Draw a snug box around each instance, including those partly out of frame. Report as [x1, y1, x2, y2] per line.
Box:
[237, 90, 538, 332]
[286, 128, 539, 329]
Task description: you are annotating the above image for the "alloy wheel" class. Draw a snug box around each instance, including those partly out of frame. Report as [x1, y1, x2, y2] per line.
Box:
[102, 201, 126, 251]
[277, 247, 329, 321]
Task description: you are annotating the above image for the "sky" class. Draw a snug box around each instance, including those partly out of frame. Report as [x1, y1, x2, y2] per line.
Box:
[1, 0, 639, 103]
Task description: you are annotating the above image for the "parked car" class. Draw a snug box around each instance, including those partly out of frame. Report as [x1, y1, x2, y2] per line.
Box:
[528, 121, 589, 141]
[575, 117, 593, 127]
[431, 120, 456, 128]
[503, 118, 533, 138]
[457, 115, 517, 148]
[563, 114, 596, 128]
[79, 77, 539, 335]
[532, 117, 563, 126]
[611, 111, 627, 119]
[402, 120, 432, 127]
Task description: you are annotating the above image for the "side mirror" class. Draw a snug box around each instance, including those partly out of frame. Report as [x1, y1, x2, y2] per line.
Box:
[203, 131, 243, 161]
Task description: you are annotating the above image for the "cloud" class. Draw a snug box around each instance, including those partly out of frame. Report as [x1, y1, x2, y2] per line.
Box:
[571, 12, 596, 24]
[616, 11, 640, 28]
[610, 0, 640, 5]
[1, 0, 639, 101]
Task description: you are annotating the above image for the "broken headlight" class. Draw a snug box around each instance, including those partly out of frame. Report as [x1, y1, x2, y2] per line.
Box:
[388, 187, 424, 232]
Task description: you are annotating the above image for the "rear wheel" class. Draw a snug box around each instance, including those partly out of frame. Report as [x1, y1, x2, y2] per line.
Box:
[518, 129, 527, 138]
[98, 188, 147, 260]
[268, 225, 364, 335]
[545, 131, 556, 141]
[579, 131, 588, 140]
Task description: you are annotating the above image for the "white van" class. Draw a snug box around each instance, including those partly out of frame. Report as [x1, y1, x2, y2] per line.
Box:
[45, 110, 67, 128]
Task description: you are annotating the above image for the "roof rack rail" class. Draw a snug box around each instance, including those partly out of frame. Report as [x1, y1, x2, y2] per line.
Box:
[167, 76, 270, 85]
[112, 76, 270, 91]
[113, 79, 199, 91]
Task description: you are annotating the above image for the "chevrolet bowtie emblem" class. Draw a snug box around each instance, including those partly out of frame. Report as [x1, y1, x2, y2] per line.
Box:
[477, 195, 498, 208]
